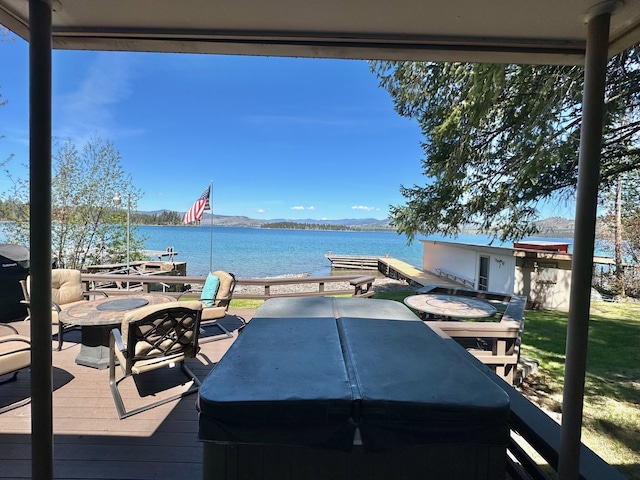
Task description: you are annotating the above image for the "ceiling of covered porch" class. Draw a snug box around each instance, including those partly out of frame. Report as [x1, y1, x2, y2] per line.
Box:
[1, 0, 639, 65]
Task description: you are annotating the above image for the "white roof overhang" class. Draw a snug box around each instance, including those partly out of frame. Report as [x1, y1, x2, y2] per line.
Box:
[1, 0, 640, 65]
[1, 2, 637, 479]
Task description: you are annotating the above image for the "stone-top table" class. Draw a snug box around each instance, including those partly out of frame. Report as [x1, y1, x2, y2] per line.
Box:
[59, 293, 174, 369]
[404, 293, 497, 319]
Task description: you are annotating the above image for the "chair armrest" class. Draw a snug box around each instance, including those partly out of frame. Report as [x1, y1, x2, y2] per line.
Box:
[84, 290, 108, 299]
[0, 336, 31, 349]
[110, 328, 126, 353]
[177, 290, 201, 301]
[0, 323, 20, 335]
[51, 301, 62, 313]
[214, 293, 233, 307]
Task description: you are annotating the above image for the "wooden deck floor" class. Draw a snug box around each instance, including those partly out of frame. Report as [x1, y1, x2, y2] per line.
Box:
[0, 309, 255, 480]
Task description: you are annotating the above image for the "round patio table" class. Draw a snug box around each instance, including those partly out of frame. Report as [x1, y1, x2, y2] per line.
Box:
[404, 294, 497, 320]
[60, 293, 175, 369]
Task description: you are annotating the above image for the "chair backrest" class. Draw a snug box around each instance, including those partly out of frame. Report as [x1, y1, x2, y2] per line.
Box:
[120, 301, 203, 368]
[211, 271, 236, 309]
[51, 269, 84, 305]
[21, 269, 85, 322]
[24, 269, 84, 306]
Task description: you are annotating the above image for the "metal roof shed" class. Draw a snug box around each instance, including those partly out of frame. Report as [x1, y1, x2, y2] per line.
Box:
[1, 1, 639, 479]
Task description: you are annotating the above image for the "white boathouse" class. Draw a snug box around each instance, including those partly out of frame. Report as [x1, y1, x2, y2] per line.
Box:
[420, 239, 613, 310]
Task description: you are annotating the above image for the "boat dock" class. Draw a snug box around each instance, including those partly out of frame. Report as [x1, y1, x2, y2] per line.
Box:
[324, 253, 379, 270]
[326, 253, 464, 288]
[378, 257, 461, 288]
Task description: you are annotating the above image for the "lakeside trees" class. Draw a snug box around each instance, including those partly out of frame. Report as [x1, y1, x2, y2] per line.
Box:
[261, 221, 393, 231]
[598, 170, 640, 295]
[1, 136, 144, 269]
[370, 47, 640, 244]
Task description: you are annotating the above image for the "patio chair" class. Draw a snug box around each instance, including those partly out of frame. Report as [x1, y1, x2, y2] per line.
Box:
[178, 270, 244, 338]
[109, 301, 203, 419]
[0, 323, 31, 414]
[20, 269, 108, 351]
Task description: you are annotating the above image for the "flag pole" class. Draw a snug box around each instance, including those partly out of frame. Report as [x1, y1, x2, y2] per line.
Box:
[209, 180, 214, 272]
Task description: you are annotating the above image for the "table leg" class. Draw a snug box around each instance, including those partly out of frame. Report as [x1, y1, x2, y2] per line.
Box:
[75, 325, 113, 369]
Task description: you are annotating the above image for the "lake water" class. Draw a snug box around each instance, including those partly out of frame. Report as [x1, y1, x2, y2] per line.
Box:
[1, 223, 583, 278]
[137, 225, 578, 278]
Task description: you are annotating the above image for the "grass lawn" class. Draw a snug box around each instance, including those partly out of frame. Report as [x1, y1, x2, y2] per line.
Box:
[520, 301, 640, 479]
[373, 291, 640, 479]
[230, 298, 264, 309]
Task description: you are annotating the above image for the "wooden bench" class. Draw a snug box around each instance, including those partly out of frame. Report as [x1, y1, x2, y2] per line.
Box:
[349, 275, 375, 297]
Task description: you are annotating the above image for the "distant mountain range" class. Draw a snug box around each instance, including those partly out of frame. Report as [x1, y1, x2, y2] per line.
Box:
[142, 210, 575, 235]
[531, 217, 576, 237]
[141, 211, 393, 228]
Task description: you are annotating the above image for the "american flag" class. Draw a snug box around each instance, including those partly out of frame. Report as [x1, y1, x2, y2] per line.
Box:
[183, 186, 211, 224]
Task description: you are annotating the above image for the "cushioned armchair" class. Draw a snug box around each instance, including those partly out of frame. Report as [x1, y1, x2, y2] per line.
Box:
[109, 301, 203, 419]
[20, 269, 107, 351]
[0, 323, 31, 414]
[178, 270, 244, 338]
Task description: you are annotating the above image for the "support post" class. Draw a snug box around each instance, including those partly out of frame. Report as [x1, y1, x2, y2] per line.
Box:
[126, 193, 130, 289]
[29, 1, 54, 479]
[558, 7, 611, 480]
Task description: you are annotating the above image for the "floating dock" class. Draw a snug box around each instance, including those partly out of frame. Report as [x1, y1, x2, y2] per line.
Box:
[324, 253, 380, 270]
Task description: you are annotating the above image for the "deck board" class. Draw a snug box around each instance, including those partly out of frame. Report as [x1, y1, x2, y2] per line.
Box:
[378, 258, 461, 287]
[0, 309, 255, 480]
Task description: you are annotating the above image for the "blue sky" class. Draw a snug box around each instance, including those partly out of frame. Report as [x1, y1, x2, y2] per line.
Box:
[0, 33, 431, 221]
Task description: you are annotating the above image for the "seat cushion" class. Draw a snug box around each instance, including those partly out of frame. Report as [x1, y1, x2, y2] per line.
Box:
[0, 336, 31, 376]
[201, 306, 226, 321]
[51, 269, 84, 305]
[212, 270, 233, 300]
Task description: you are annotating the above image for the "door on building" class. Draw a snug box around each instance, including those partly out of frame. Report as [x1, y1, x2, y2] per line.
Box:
[478, 255, 490, 291]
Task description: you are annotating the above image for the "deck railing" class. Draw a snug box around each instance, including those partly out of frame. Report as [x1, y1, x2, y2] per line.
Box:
[78, 272, 625, 479]
[465, 348, 626, 480]
[80, 272, 375, 299]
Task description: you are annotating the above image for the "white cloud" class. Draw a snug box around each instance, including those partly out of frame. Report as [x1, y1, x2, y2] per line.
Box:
[54, 52, 143, 141]
[257, 209, 265, 214]
[351, 205, 375, 211]
[291, 205, 305, 210]
[307, 206, 315, 210]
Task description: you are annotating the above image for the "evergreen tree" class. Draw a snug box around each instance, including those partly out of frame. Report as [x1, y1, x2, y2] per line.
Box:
[370, 47, 640, 242]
